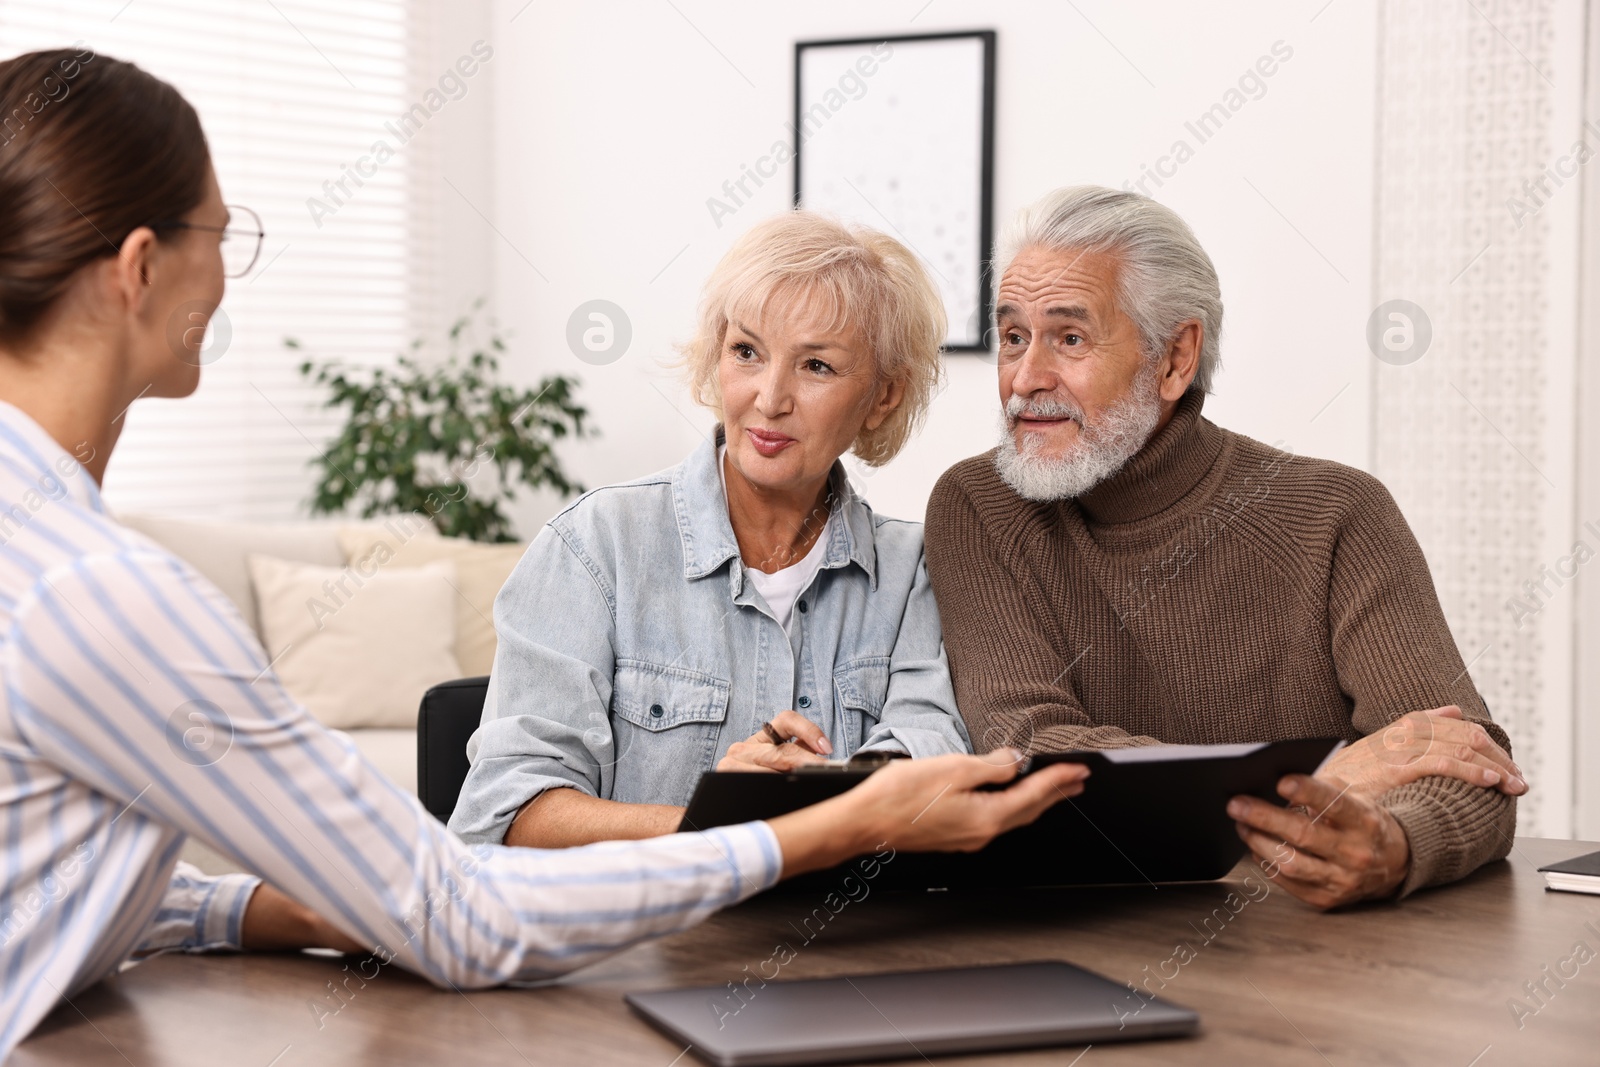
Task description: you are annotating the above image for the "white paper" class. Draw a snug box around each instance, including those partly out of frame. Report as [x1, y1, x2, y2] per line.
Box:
[1099, 742, 1270, 764]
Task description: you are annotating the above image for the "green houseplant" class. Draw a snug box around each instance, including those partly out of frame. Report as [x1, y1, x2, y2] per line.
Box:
[291, 305, 589, 543]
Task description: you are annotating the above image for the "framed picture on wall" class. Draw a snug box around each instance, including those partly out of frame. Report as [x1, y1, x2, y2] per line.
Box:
[793, 30, 996, 353]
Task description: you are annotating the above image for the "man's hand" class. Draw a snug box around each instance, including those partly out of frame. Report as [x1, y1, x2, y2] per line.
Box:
[718, 709, 833, 773]
[1322, 706, 1527, 799]
[241, 883, 364, 953]
[768, 749, 1090, 877]
[1229, 774, 1410, 910]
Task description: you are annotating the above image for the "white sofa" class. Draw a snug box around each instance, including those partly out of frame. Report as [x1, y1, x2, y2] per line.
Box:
[119, 513, 436, 875]
[119, 511, 430, 794]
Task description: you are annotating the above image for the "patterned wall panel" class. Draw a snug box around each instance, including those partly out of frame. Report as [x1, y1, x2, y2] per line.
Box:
[1371, 0, 1558, 830]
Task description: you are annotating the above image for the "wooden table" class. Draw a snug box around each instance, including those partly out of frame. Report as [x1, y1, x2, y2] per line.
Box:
[17, 838, 1600, 1065]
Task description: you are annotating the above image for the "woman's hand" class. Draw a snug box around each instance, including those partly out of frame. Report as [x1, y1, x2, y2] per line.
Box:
[241, 883, 365, 953]
[1321, 706, 1527, 799]
[718, 709, 834, 773]
[850, 750, 1090, 854]
[768, 749, 1090, 877]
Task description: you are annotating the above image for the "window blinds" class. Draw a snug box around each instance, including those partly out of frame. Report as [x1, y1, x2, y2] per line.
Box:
[0, 0, 426, 520]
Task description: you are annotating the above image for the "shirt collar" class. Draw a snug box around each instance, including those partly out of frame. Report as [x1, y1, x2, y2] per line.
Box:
[0, 400, 104, 514]
[672, 427, 880, 592]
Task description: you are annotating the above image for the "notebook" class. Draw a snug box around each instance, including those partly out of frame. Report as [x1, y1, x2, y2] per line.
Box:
[1537, 849, 1600, 896]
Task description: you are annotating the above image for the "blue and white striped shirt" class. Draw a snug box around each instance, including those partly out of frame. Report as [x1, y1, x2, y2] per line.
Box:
[0, 400, 781, 1059]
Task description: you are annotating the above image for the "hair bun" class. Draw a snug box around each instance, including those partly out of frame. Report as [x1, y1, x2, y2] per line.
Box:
[0, 48, 208, 343]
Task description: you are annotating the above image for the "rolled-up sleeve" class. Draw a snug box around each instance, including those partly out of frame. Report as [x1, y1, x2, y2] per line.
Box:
[134, 862, 261, 954]
[858, 549, 972, 760]
[448, 524, 622, 845]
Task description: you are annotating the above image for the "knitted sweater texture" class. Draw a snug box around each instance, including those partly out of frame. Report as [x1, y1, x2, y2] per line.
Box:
[924, 391, 1515, 896]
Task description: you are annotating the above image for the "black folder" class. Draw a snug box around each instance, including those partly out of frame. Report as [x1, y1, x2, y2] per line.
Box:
[1537, 848, 1600, 895]
[1538, 849, 1600, 876]
[679, 738, 1343, 890]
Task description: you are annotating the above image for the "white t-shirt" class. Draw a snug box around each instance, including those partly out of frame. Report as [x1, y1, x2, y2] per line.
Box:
[720, 445, 829, 637]
[746, 530, 828, 637]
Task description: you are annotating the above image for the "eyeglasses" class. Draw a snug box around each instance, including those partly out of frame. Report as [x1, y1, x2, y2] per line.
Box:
[150, 204, 265, 278]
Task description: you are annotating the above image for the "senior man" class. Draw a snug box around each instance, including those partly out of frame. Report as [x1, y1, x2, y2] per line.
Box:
[925, 185, 1524, 909]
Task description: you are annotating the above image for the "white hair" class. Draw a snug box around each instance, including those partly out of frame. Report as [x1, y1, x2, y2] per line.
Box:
[994, 359, 1164, 501]
[993, 185, 1224, 393]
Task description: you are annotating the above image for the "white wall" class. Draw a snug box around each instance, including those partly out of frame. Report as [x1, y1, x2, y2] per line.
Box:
[486, 0, 1379, 529]
[409, 0, 497, 344]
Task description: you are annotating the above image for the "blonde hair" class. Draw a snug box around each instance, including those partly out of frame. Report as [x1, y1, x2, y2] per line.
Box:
[678, 211, 945, 466]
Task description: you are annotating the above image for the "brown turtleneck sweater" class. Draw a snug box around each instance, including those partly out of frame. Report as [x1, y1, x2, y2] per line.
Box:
[925, 391, 1514, 898]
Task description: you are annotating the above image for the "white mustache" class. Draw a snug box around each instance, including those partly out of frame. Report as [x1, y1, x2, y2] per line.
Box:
[1005, 394, 1085, 425]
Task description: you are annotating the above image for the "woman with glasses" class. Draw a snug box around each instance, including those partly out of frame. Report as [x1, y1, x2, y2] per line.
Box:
[154, 204, 265, 281]
[0, 49, 1087, 1056]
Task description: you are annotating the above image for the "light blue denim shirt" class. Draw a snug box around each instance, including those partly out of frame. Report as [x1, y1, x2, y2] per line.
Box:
[448, 430, 971, 844]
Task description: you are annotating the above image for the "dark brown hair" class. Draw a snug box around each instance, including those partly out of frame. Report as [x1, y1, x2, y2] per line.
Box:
[0, 47, 210, 342]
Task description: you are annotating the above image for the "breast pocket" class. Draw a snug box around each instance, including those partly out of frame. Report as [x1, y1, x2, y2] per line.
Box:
[832, 657, 889, 753]
[609, 659, 730, 806]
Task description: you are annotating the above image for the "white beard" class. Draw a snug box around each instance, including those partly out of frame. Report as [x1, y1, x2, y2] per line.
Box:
[994, 365, 1164, 502]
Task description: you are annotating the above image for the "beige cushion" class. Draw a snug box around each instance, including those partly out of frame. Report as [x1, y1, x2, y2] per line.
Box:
[338, 527, 525, 677]
[345, 727, 418, 794]
[247, 553, 462, 729]
[117, 512, 435, 638]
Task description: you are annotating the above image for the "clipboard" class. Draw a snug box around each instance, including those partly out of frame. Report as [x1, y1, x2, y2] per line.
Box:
[678, 737, 1345, 890]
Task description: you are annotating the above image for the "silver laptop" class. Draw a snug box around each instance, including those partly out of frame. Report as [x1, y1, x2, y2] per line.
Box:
[625, 960, 1199, 1066]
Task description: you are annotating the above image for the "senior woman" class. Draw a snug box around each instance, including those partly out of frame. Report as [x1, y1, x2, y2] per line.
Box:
[449, 214, 971, 848]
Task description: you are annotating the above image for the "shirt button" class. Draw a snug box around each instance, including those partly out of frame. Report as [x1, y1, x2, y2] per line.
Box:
[649, 703, 664, 718]
[797, 695, 811, 709]
[797, 600, 808, 614]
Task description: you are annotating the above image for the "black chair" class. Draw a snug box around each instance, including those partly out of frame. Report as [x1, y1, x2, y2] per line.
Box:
[416, 675, 490, 821]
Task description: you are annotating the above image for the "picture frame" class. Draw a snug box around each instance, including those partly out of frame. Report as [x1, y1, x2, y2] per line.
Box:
[793, 30, 997, 353]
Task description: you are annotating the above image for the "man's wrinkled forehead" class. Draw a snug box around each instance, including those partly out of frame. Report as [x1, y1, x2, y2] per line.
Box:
[996, 245, 1122, 321]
